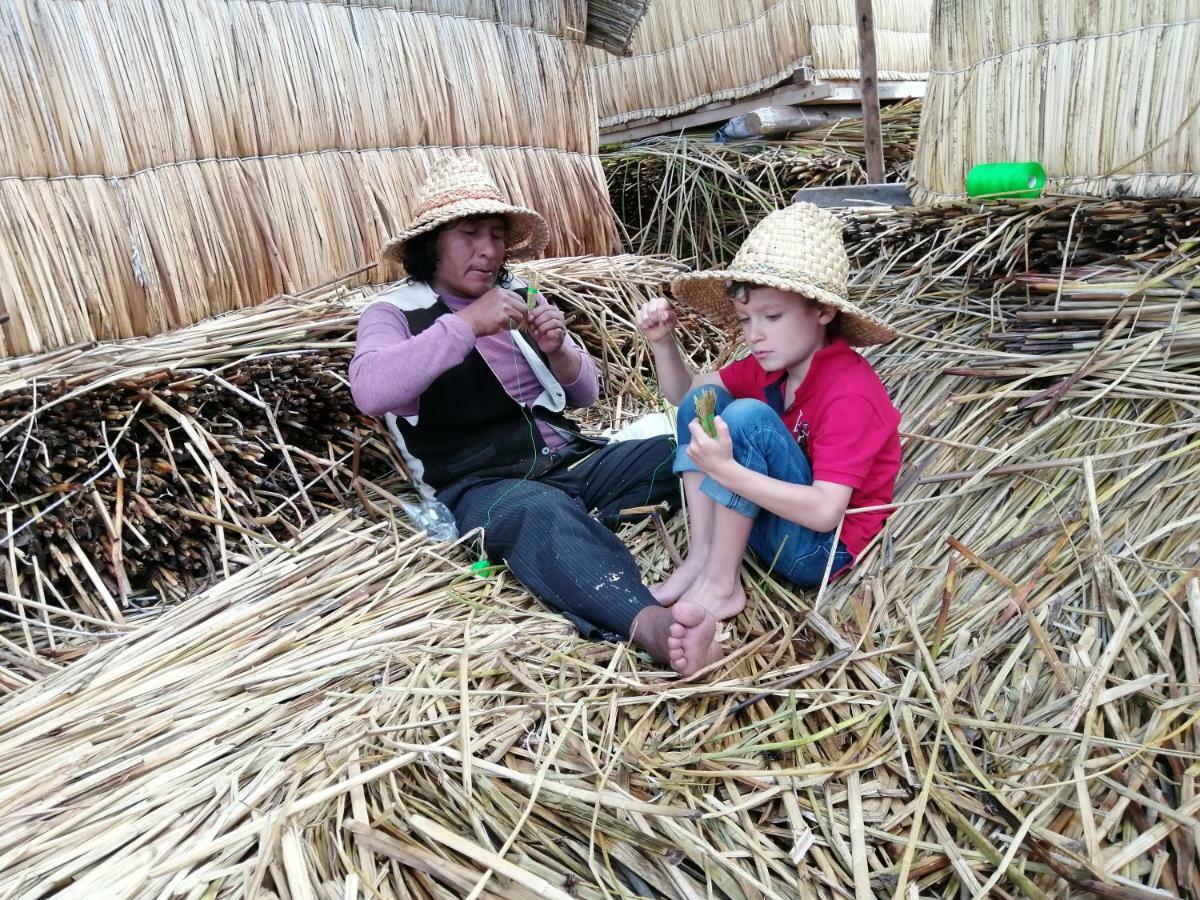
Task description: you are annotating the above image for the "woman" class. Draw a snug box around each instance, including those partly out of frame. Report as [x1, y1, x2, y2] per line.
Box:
[350, 156, 718, 675]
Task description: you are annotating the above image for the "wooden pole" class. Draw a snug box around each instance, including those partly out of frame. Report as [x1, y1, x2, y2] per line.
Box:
[855, 0, 885, 183]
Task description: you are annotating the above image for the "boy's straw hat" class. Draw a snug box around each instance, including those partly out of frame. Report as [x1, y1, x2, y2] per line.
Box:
[670, 203, 897, 346]
[381, 156, 550, 266]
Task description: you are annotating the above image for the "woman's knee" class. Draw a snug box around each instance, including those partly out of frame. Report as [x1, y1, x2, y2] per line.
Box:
[477, 482, 579, 534]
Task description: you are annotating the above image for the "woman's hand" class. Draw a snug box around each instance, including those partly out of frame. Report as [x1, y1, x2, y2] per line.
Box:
[635, 298, 677, 344]
[455, 287, 528, 337]
[529, 299, 569, 354]
[685, 416, 736, 480]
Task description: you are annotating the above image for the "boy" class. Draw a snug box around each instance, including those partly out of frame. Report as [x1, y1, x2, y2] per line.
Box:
[634, 203, 901, 672]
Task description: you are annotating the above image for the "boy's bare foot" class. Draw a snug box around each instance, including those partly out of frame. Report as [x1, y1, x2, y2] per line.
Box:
[677, 577, 746, 621]
[649, 557, 703, 606]
[667, 602, 723, 676]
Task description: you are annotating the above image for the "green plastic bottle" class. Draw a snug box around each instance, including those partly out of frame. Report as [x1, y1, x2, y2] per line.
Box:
[965, 162, 1047, 199]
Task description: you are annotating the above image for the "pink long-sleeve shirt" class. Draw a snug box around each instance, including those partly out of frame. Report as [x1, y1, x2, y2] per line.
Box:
[349, 291, 599, 449]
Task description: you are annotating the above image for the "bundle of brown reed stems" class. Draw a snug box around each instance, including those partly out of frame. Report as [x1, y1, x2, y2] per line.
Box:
[0, 293, 400, 682]
[603, 100, 921, 269]
[2, 197, 1199, 897]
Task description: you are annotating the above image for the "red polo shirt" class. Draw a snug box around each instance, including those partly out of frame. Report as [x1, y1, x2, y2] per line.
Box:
[718, 338, 901, 558]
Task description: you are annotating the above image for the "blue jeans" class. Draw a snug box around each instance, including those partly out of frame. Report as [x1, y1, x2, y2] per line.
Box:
[675, 385, 852, 587]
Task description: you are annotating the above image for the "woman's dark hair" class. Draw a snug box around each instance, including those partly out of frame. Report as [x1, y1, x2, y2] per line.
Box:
[401, 216, 512, 286]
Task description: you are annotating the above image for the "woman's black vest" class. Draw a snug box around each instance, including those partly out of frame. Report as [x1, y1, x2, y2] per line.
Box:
[394, 299, 588, 490]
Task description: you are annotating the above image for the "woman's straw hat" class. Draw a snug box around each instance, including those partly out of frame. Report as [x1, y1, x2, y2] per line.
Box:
[670, 203, 897, 346]
[381, 156, 550, 266]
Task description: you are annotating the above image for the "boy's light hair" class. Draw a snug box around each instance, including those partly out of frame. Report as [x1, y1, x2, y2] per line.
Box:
[725, 280, 841, 336]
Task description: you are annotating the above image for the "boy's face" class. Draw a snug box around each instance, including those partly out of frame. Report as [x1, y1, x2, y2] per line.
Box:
[731, 285, 836, 376]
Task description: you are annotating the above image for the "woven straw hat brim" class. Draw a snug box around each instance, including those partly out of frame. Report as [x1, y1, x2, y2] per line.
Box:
[670, 268, 898, 347]
[380, 200, 550, 266]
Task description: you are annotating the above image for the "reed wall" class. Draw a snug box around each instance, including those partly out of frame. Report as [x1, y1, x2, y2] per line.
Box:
[589, 0, 931, 129]
[912, 1, 1200, 203]
[804, 0, 932, 81]
[0, 0, 623, 356]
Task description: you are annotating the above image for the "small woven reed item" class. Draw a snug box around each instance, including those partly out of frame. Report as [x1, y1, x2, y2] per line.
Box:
[526, 272, 539, 310]
[694, 388, 718, 438]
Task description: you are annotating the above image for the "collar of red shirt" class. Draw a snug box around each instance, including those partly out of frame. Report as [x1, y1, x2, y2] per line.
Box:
[765, 337, 854, 412]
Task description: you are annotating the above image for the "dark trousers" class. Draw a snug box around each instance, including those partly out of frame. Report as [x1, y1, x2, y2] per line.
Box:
[439, 436, 679, 640]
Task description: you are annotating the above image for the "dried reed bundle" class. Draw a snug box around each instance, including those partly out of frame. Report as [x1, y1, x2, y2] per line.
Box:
[589, 0, 930, 128]
[0, 1, 622, 357]
[2, 198, 1199, 896]
[0, 148, 620, 357]
[913, 3, 1200, 202]
[603, 101, 921, 267]
[585, 0, 653, 56]
[0, 295, 396, 684]
[843, 197, 1200, 275]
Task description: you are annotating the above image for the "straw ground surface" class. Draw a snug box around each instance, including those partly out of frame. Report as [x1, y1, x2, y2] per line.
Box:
[0, 255, 691, 690]
[913, 2, 1200, 202]
[0, 0, 622, 357]
[2, 197, 1200, 896]
[588, 0, 931, 128]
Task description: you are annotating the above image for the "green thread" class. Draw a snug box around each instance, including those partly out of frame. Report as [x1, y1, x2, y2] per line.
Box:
[640, 442, 677, 509]
[479, 315, 540, 535]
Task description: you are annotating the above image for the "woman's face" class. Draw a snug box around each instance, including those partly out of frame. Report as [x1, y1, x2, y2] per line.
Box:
[431, 215, 507, 298]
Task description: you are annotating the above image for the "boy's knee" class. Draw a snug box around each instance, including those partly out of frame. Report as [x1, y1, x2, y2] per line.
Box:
[719, 398, 776, 435]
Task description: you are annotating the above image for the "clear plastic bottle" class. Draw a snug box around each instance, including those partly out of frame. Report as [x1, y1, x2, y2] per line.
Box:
[399, 498, 458, 542]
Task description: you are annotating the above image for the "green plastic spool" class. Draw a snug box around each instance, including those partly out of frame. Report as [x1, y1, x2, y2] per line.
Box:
[965, 162, 1047, 199]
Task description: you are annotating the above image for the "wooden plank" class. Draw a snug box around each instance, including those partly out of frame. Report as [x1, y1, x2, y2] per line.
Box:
[599, 82, 833, 142]
[821, 81, 927, 102]
[793, 183, 913, 208]
[855, 0, 885, 183]
[598, 80, 926, 144]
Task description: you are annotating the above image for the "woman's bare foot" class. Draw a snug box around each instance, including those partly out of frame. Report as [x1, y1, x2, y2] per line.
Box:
[677, 576, 746, 621]
[649, 557, 703, 606]
[667, 602, 723, 676]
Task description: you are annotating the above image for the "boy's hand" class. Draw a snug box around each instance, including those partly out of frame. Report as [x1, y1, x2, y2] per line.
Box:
[636, 298, 678, 344]
[528, 298, 569, 354]
[686, 416, 735, 479]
